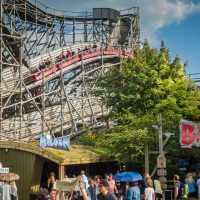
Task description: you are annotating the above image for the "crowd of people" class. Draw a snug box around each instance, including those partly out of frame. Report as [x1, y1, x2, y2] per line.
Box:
[46, 171, 164, 200]
[1, 169, 200, 200]
[174, 172, 200, 200]
[45, 170, 200, 200]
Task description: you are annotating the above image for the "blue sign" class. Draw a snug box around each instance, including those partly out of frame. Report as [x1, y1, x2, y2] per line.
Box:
[39, 136, 70, 150]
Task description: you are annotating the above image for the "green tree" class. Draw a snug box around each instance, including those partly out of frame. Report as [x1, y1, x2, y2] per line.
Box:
[80, 40, 200, 166]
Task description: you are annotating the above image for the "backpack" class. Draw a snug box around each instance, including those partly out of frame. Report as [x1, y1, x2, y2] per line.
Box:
[179, 182, 189, 199]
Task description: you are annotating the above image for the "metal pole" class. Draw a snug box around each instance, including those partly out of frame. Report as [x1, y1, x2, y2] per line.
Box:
[81, 42, 84, 121]
[45, 6, 48, 53]
[60, 66, 64, 137]
[92, 19, 95, 43]
[35, 0, 38, 56]
[84, 20, 88, 42]
[101, 43, 103, 65]
[145, 141, 149, 173]
[42, 71, 45, 134]
[73, 18, 75, 44]
[144, 128, 149, 173]
[19, 38, 23, 140]
[158, 113, 163, 155]
[101, 19, 103, 44]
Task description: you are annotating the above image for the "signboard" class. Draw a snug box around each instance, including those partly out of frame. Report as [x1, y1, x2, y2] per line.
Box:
[0, 168, 9, 173]
[39, 136, 70, 150]
[157, 169, 167, 176]
[176, 158, 190, 169]
[180, 120, 200, 148]
[161, 183, 167, 190]
[159, 176, 167, 183]
[157, 155, 166, 168]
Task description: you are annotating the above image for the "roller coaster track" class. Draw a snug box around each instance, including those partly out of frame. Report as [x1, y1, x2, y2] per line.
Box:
[188, 73, 200, 84]
[0, 0, 140, 140]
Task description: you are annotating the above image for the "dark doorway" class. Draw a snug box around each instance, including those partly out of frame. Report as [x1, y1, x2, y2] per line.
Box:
[65, 161, 119, 178]
[40, 160, 58, 188]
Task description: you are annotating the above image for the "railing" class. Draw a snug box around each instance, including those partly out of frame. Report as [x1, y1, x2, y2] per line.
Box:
[163, 189, 173, 200]
[120, 6, 139, 16]
[188, 73, 200, 87]
[27, 0, 93, 18]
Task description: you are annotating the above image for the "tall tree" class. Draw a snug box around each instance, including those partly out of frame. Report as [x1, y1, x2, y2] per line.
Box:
[80, 41, 200, 166]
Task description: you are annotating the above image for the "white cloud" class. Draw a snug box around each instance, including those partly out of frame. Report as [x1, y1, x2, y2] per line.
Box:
[137, 0, 200, 44]
[39, 0, 200, 45]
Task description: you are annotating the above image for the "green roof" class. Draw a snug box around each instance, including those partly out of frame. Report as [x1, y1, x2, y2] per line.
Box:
[0, 141, 112, 165]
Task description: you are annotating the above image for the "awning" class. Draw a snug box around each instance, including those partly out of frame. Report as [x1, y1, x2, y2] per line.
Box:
[0, 141, 113, 165]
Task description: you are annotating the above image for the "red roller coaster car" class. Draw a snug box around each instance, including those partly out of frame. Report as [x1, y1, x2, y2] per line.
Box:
[26, 48, 133, 84]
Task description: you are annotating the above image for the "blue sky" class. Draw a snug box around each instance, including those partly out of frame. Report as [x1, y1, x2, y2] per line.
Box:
[38, 0, 200, 76]
[158, 12, 200, 75]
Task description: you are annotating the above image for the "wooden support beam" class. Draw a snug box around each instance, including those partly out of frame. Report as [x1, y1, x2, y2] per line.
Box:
[59, 165, 65, 180]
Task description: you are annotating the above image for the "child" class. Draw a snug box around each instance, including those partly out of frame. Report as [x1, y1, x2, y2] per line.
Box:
[144, 182, 155, 200]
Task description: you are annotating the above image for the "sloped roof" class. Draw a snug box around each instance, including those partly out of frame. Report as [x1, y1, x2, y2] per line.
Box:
[0, 141, 112, 165]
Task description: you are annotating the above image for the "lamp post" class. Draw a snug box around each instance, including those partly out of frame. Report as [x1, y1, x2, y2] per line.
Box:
[158, 113, 164, 155]
[145, 114, 174, 175]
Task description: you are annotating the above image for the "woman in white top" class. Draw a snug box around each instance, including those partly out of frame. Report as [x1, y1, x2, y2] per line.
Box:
[144, 182, 155, 200]
[2, 181, 11, 200]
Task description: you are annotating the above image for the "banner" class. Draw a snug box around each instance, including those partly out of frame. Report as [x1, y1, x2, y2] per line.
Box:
[180, 120, 200, 148]
[53, 177, 80, 192]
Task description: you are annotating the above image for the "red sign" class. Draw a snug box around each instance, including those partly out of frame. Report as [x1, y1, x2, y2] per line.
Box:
[180, 120, 200, 148]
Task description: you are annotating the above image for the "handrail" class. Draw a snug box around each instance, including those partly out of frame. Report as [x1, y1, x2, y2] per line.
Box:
[24, 0, 93, 19]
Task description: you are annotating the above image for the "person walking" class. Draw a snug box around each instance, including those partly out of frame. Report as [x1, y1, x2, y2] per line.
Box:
[197, 172, 200, 200]
[108, 174, 118, 195]
[153, 177, 162, 200]
[121, 183, 129, 200]
[185, 173, 196, 199]
[127, 182, 140, 200]
[48, 172, 56, 188]
[48, 175, 56, 193]
[80, 171, 89, 191]
[174, 175, 182, 200]
[2, 181, 11, 200]
[139, 174, 147, 200]
[80, 179, 117, 200]
[0, 182, 2, 200]
[10, 181, 18, 200]
[145, 174, 153, 188]
[78, 170, 89, 200]
[144, 182, 154, 200]
[97, 180, 117, 200]
[86, 178, 97, 200]
[140, 173, 154, 199]
[105, 174, 109, 182]
[94, 176, 100, 195]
